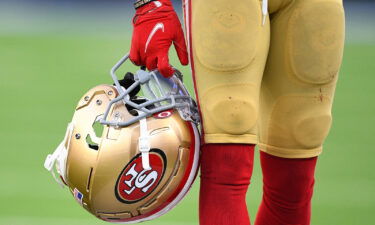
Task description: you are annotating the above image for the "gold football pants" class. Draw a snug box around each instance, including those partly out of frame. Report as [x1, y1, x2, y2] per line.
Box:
[184, 0, 345, 158]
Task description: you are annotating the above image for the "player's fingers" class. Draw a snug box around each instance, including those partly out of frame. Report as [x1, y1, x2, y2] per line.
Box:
[129, 36, 141, 66]
[157, 53, 174, 78]
[145, 56, 158, 71]
[173, 22, 189, 66]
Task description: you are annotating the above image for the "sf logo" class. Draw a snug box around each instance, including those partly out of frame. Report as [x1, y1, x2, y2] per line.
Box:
[123, 163, 158, 195]
[116, 151, 165, 203]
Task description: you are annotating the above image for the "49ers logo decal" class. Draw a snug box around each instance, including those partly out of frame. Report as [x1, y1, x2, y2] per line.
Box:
[115, 149, 166, 204]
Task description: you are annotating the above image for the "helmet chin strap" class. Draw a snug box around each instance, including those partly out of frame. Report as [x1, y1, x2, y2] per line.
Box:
[139, 117, 151, 170]
[44, 122, 74, 187]
[262, 0, 268, 26]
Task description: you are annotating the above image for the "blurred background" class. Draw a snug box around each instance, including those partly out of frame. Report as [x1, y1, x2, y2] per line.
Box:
[0, 0, 374, 224]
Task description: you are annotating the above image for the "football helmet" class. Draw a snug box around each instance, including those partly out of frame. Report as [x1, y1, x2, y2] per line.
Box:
[44, 53, 200, 223]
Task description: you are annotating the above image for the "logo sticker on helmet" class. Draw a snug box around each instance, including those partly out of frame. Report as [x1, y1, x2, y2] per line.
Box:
[153, 110, 173, 119]
[115, 149, 167, 204]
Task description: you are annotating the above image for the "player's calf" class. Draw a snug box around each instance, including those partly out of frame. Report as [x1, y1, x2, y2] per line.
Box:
[200, 144, 255, 225]
[255, 152, 317, 225]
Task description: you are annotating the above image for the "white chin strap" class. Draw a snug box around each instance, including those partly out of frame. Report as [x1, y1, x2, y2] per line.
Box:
[138, 117, 151, 170]
[262, 0, 268, 26]
[44, 123, 74, 187]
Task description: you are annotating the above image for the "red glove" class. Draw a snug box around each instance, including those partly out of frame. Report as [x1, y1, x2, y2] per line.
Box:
[130, 0, 189, 77]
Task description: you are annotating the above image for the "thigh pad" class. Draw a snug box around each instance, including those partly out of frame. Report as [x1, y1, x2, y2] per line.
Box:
[287, 0, 345, 84]
[193, 0, 261, 72]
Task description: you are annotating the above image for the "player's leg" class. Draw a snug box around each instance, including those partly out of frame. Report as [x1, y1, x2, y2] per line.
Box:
[183, 0, 270, 224]
[200, 144, 255, 225]
[184, 0, 269, 144]
[255, 152, 318, 225]
[256, 0, 345, 224]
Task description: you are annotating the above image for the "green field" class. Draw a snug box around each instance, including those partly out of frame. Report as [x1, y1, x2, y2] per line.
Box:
[1, 3, 375, 225]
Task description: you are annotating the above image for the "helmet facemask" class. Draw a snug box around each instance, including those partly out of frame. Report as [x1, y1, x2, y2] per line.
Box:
[101, 53, 199, 128]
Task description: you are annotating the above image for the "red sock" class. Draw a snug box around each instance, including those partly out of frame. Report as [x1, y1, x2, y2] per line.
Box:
[199, 144, 255, 225]
[255, 152, 317, 225]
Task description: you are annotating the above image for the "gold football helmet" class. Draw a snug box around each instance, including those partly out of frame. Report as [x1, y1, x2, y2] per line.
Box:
[44, 53, 200, 223]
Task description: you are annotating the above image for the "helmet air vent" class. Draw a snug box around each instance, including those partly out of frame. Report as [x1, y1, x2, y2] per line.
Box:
[86, 167, 93, 191]
[86, 117, 104, 151]
[86, 134, 99, 150]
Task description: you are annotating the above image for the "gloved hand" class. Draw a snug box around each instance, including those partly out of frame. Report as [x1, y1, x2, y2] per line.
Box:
[129, 0, 189, 77]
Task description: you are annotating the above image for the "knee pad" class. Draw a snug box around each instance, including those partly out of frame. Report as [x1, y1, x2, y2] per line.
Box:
[266, 95, 332, 150]
[202, 83, 258, 135]
[287, 0, 345, 84]
[193, 0, 261, 72]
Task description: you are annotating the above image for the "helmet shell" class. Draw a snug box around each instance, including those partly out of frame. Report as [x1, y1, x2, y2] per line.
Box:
[65, 84, 200, 223]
